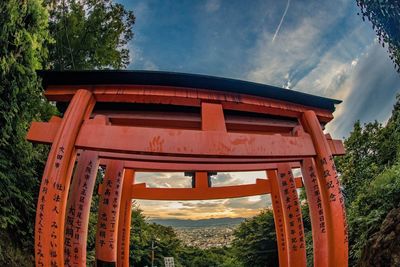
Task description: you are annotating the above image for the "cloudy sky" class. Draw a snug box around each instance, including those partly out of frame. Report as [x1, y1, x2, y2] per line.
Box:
[117, 0, 400, 219]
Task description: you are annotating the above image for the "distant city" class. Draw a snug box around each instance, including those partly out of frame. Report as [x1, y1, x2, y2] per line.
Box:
[148, 217, 246, 249]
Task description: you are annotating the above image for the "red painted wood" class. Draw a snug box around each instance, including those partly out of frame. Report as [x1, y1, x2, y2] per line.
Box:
[302, 111, 348, 267]
[268, 170, 289, 267]
[64, 151, 99, 267]
[95, 161, 124, 264]
[117, 170, 135, 267]
[34, 90, 94, 267]
[276, 164, 307, 267]
[301, 158, 329, 267]
[74, 122, 317, 158]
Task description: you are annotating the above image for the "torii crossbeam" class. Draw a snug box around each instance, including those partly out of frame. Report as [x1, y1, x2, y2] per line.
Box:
[27, 70, 348, 267]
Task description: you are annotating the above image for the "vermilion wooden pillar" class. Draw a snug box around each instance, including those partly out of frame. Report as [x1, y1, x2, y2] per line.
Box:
[117, 169, 135, 267]
[276, 164, 307, 266]
[64, 150, 99, 267]
[95, 160, 125, 266]
[34, 89, 94, 267]
[302, 110, 348, 267]
[301, 158, 328, 267]
[268, 170, 289, 267]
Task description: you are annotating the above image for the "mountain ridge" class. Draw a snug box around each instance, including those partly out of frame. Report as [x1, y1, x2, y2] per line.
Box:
[148, 217, 246, 228]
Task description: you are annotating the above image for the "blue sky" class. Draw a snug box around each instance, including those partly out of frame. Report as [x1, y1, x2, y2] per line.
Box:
[118, 0, 400, 219]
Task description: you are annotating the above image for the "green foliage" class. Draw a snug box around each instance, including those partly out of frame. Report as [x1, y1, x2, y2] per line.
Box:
[179, 247, 222, 267]
[298, 188, 314, 266]
[336, 121, 385, 203]
[337, 95, 400, 265]
[130, 204, 182, 267]
[348, 163, 400, 263]
[46, 0, 135, 70]
[98, 203, 244, 267]
[232, 209, 278, 267]
[0, 0, 56, 263]
[0, 0, 135, 264]
[356, 0, 400, 72]
[336, 97, 400, 204]
[0, 232, 33, 266]
[178, 246, 242, 267]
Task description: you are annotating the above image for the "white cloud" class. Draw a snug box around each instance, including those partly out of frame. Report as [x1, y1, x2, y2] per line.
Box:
[244, 0, 380, 100]
[247, 17, 321, 87]
[294, 23, 371, 96]
[244, 2, 400, 139]
[211, 171, 266, 187]
[133, 171, 271, 219]
[325, 42, 400, 138]
[137, 195, 271, 219]
[135, 172, 191, 188]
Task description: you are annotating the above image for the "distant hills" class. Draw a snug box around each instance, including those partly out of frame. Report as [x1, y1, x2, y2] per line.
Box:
[148, 217, 246, 228]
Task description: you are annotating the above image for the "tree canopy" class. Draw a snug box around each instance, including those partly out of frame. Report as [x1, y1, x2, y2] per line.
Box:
[0, 0, 135, 265]
[0, 1, 55, 264]
[46, 0, 135, 70]
[357, 0, 400, 72]
[232, 209, 279, 267]
[336, 95, 400, 266]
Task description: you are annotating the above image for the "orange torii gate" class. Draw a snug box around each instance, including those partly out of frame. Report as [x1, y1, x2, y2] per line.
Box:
[27, 70, 348, 267]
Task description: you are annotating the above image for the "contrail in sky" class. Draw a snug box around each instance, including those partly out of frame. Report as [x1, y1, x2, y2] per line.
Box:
[272, 0, 291, 42]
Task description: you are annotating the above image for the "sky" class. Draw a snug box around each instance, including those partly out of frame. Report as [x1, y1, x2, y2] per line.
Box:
[117, 0, 400, 220]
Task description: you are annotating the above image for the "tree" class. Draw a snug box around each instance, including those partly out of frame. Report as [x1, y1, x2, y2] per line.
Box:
[0, 0, 56, 265]
[232, 209, 279, 267]
[46, 0, 135, 70]
[178, 246, 242, 267]
[336, 96, 400, 204]
[0, 0, 135, 265]
[356, 0, 400, 72]
[347, 163, 400, 265]
[335, 96, 400, 265]
[129, 205, 182, 266]
[336, 120, 384, 204]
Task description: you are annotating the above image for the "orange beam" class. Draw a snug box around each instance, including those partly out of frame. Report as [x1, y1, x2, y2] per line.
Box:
[94, 110, 298, 133]
[74, 121, 316, 158]
[96, 110, 201, 130]
[44, 84, 335, 123]
[114, 159, 302, 172]
[129, 177, 303, 200]
[99, 153, 302, 165]
[27, 119, 344, 157]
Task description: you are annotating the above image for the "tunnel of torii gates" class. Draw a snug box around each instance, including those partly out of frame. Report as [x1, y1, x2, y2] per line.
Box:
[26, 70, 348, 267]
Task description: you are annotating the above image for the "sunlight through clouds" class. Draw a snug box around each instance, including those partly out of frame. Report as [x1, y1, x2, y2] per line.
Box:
[116, 0, 400, 219]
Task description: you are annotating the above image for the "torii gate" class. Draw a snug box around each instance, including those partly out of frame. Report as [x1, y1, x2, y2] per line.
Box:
[27, 70, 348, 267]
